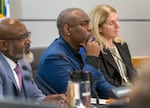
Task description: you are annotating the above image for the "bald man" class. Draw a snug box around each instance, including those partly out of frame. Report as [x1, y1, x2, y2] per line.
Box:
[0, 17, 66, 105]
[36, 8, 115, 99]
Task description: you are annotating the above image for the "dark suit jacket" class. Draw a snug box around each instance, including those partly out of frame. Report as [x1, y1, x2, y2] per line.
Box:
[0, 53, 45, 102]
[35, 37, 114, 99]
[98, 42, 136, 86]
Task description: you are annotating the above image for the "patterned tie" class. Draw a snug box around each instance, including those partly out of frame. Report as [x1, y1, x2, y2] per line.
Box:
[14, 64, 22, 90]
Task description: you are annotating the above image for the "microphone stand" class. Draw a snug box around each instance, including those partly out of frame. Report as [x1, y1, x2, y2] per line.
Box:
[91, 78, 100, 105]
[96, 95, 99, 105]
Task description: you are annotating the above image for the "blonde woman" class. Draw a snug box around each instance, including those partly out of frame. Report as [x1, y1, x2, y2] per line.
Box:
[89, 4, 136, 87]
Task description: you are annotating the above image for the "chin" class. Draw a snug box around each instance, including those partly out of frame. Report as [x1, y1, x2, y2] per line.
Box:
[23, 51, 34, 64]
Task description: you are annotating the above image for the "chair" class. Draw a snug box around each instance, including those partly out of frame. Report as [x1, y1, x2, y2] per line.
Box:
[131, 56, 150, 72]
[30, 47, 47, 77]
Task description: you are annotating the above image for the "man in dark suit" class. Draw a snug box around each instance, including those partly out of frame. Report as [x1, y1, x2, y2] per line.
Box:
[0, 18, 66, 105]
[35, 8, 115, 99]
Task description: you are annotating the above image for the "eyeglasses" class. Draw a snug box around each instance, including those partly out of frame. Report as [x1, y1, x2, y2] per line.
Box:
[0, 32, 31, 41]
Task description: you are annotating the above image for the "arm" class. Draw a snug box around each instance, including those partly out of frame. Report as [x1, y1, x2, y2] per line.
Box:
[83, 60, 115, 99]
[0, 74, 3, 97]
[37, 56, 76, 94]
[83, 38, 115, 98]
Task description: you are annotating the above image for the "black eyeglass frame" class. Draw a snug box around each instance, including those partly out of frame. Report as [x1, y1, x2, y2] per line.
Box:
[0, 32, 31, 41]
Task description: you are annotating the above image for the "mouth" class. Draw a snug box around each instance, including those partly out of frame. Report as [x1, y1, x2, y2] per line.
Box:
[79, 34, 95, 47]
[24, 44, 30, 54]
[83, 34, 95, 44]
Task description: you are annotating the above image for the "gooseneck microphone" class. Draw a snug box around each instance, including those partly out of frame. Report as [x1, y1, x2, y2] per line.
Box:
[23, 52, 101, 104]
[22, 54, 82, 95]
[58, 54, 101, 104]
[22, 54, 80, 95]
[107, 50, 133, 99]
[22, 65, 32, 81]
[91, 78, 99, 105]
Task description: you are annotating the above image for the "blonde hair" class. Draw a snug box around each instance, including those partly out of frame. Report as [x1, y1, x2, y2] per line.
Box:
[89, 4, 124, 53]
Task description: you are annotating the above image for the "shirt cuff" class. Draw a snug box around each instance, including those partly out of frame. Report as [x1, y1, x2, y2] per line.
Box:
[86, 56, 99, 69]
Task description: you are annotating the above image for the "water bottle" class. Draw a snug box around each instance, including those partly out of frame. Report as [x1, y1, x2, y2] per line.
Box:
[67, 71, 91, 108]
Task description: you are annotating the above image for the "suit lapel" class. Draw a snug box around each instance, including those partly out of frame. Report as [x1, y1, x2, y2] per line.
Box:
[114, 43, 127, 65]
[103, 49, 120, 72]
[0, 54, 19, 90]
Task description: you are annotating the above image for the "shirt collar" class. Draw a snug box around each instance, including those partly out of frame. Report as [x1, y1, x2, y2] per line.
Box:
[1, 54, 17, 70]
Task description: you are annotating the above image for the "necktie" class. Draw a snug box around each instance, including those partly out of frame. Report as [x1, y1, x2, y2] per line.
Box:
[14, 64, 22, 90]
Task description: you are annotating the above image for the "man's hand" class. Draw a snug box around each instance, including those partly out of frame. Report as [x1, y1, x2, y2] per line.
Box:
[42, 94, 67, 107]
[85, 38, 100, 57]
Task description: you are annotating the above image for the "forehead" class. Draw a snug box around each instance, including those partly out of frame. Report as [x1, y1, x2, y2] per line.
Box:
[10, 20, 27, 31]
[70, 10, 90, 23]
[0, 19, 28, 38]
[106, 12, 118, 21]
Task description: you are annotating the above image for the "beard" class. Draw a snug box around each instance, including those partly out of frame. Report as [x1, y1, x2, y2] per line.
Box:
[23, 51, 34, 64]
[7, 45, 34, 63]
[8, 45, 34, 63]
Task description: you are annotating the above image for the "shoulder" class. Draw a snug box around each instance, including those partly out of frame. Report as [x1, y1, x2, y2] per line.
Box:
[114, 40, 128, 48]
[45, 38, 72, 57]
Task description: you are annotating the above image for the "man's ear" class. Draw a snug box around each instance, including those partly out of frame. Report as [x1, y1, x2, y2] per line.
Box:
[0, 40, 8, 51]
[63, 24, 71, 36]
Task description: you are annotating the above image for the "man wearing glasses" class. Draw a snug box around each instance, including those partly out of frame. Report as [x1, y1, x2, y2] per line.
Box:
[0, 18, 66, 106]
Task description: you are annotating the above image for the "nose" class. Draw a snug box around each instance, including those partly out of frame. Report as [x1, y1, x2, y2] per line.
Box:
[87, 23, 92, 31]
[25, 37, 31, 44]
[115, 21, 120, 28]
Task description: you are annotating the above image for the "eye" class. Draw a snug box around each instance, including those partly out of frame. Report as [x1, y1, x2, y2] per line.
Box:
[19, 32, 31, 41]
[80, 21, 90, 27]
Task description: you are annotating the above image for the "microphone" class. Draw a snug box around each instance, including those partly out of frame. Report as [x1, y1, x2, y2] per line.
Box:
[107, 50, 134, 99]
[23, 54, 84, 95]
[109, 86, 131, 99]
[91, 78, 99, 105]
[22, 65, 28, 71]
[58, 54, 100, 104]
[22, 65, 34, 83]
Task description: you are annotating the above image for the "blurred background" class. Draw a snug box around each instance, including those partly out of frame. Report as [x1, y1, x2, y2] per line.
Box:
[8, 0, 150, 56]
